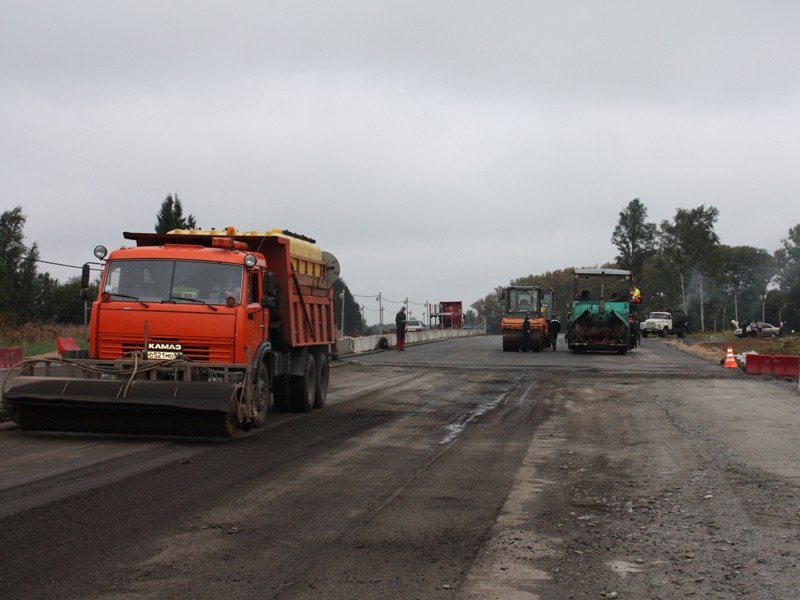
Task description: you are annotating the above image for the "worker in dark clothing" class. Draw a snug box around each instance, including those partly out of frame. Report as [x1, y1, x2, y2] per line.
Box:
[549, 317, 561, 351]
[395, 306, 407, 351]
[738, 319, 750, 338]
[520, 313, 531, 352]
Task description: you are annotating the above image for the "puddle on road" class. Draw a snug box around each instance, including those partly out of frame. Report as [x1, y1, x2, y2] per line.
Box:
[438, 392, 508, 445]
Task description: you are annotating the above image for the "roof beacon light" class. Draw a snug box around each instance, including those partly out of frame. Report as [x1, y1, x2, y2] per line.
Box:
[212, 237, 249, 251]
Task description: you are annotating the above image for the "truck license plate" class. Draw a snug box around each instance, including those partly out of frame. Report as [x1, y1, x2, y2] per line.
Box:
[146, 342, 183, 360]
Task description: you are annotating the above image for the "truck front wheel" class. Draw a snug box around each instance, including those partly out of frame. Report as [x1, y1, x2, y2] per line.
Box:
[660, 326, 668, 338]
[290, 354, 317, 413]
[249, 361, 271, 427]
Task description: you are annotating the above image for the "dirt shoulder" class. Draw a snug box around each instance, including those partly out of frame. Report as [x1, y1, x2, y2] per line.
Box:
[665, 334, 800, 365]
[665, 335, 800, 395]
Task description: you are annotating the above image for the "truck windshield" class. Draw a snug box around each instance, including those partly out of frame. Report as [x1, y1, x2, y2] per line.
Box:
[573, 275, 630, 301]
[509, 289, 539, 313]
[103, 260, 243, 305]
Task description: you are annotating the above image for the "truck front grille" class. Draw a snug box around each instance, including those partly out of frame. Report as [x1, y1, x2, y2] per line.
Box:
[98, 335, 234, 363]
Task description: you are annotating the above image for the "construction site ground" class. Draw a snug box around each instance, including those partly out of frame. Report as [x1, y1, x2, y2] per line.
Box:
[1, 334, 799, 599]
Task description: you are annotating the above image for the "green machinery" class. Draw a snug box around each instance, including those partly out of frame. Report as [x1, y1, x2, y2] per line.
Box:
[566, 268, 638, 354]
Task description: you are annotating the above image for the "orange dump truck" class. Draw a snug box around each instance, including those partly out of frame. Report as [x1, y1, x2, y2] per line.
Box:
[4, 226, 340, 437]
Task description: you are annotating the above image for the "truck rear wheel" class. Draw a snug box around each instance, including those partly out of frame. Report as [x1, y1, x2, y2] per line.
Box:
[314, 352, 329, 409]
[273, 377, 291, 412]
[290, 354, 317, 413]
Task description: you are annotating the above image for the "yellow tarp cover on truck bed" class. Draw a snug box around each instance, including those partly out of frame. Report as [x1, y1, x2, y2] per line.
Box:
[168, 227, 324, 278]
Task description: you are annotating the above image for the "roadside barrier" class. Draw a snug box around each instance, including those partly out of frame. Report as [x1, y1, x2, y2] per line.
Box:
[0, 347, 23, 369]
[772, 355, 800, 378]
[56, 337, 89, 359]
[745, 354, 800, 378]
[56, 337, 81, 354]
[336, 328, 483, 356]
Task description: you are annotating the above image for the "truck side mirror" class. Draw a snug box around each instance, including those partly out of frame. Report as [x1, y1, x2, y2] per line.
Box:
[81, 263, 91, 289]
[261, 271, 277, 309]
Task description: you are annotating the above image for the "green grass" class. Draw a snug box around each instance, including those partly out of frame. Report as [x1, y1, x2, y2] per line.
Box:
[0, 321, 87, 358]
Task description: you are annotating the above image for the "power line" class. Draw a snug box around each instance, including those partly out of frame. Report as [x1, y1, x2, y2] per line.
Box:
[36, 259, 83, 270]
[35, 258, 103, 274]
[381, 296, 426, 305]
[351, 291, 427, 306]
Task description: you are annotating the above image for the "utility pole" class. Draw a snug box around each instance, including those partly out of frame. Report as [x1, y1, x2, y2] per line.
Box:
[340, 292, 346, 337]
[376, 293, 383, 334]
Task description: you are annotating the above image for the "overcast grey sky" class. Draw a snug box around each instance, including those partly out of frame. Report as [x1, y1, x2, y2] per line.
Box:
[2, 1, 798, 323]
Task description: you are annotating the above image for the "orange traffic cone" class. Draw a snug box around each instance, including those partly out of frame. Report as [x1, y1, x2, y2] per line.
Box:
[724, 346, 737, 369]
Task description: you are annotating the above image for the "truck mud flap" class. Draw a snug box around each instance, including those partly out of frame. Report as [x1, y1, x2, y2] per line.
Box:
[5, 377, 240, 437]
[568, 310, 592, 341]
[607, 311, 629, 340]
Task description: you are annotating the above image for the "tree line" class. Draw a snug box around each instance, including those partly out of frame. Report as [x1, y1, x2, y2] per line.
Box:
[2, 197, 798, 336]
[0, 195, 197, 327]
[471, 199, 800, 334]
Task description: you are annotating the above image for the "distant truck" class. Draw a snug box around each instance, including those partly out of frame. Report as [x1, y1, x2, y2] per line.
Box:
[4, 226, 339, 437]
[435, 301, 463, 329]
[640, 310, 688, 338]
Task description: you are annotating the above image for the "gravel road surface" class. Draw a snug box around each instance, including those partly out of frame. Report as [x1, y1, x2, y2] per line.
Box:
[1, 335, 798, 599]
